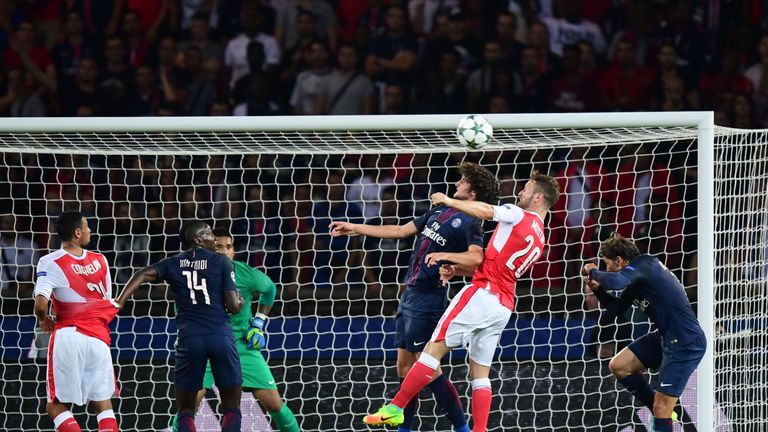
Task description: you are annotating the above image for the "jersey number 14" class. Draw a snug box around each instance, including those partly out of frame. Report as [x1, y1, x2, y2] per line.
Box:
[182, 270, 211, 305]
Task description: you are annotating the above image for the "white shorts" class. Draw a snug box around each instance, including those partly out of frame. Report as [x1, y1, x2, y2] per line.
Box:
[431, 285, 512, 367]
[47, 327, 118, 406]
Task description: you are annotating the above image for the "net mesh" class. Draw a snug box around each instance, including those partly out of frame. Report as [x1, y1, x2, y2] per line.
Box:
[0, 121, 762, 431]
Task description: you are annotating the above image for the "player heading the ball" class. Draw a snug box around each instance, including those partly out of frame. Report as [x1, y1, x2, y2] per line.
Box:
[363, 171, 560, 432]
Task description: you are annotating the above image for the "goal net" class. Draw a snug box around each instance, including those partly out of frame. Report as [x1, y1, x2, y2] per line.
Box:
[0, 113, 760, 432]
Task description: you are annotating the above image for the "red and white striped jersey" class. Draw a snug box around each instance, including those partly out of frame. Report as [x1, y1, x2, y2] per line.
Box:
[34, 249, 118, 345]
[470, 204, 546, 310]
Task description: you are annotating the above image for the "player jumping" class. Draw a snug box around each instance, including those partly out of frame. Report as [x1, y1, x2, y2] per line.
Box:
[331, 162, 499, 432]
[582, 233, 706, 432]
[363, 171, 560, 432]
[117, 221, 245, 432]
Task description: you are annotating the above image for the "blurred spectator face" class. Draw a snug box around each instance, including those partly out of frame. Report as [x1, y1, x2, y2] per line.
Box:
[488, 95, 510, 113]
[309, 42, 329, 68]
[189, 17, 210, 41]
[122, 11, 142, 36]
[337, 45, 358, 71]
[135, 65, 154, 91]
[483, 41, 503, 64]
[158, 37, 177, 66]
[77, 58, 98, 83]
[658, 44, 677, 69]
[184, 47, 203, 73]
[447, 14, 465, 38]
[562, 46, 580, 72]
[65, 11, 84, 36]
[527, 22, 548, 49]
[384, 84, 405, 111]
[432, 12, 449, 39]
[578, 41, 595, 72]
[521, 48, 540, 74]
[296, 11, 317, 39]
[15, 21, 34, 45]
[440, 51, 459, 76]
[7, 69, 25, 93]
[561, 0, 583, 22]
[495, 13, 516, 41]
[614, 40, 636, 67]
[105, 38, 126, 63]
[385, 6, 406, 34]
[758, 35, 768, 63]
[76, 105, 96, 116]
[663, 77, 685, 102]
[734, 94, 752, 118]
[240, 1, 264, 34]
[722, 50, 740, 74]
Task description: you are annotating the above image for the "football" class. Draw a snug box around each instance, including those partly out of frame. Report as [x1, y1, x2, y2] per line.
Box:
[456, 115, 493, 149]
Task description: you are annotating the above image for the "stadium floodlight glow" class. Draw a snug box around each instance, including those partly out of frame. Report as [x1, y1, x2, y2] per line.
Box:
[1, 112, 759, 432]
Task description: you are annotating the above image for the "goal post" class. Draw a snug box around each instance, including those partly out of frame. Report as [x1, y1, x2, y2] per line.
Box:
[0, 111, 747, 432]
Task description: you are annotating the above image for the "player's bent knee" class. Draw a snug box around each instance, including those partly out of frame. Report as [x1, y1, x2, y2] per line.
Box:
[607, 356, 627, 377]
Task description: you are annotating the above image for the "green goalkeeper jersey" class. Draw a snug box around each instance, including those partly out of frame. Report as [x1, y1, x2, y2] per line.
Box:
[230, 260, 276, 334]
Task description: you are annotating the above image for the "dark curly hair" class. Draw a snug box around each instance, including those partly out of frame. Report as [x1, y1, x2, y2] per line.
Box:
[599, 232, 640, 262]
[458, 161, 500, 205]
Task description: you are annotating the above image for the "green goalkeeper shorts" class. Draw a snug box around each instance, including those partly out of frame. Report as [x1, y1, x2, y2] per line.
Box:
[203, 338, 277, 390]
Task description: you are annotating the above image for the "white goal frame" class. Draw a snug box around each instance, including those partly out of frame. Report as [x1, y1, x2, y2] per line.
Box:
[0, 111, 715, 431]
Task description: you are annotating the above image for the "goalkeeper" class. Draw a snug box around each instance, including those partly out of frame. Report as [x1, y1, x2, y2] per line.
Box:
[173, 228, 300, 432]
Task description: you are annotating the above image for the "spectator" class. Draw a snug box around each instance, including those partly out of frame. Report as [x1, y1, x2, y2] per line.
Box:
[743, 34, 768, 126]
[52, 11, 97, 86]
[277, 9, 316, 95]
[225, 0, 280, 89]
[179, 0, 220, 30]
[649, 43, 699, 111]
[67, 0, 123, 38]
[315, 43, 374, 115]
[0, 214, 38, 296]
[466, 39, 507, 112]
[366, 5, 418, 108]
[380, 81, 410, 114]
[335, 0, 370, 42]
[233, 64, 286, 116]
[494, 11, 523, 69]
[3, 68, 46, 116]
[58, 57, 101, 116]
[732, 92, 757, 129]
[290, 40, 331, 115]
[606, 0, 656, 67]
[418, 48, 467, 113]
[425, 7, 481, 76]
[356, 0, 388, 48]
[600, 37, 655, 111]
[177, 45, 217, 115]
[345, 154, 395, 220]
[547, 44, 599, 112]
[698, 49, 753, 110]
[178, 12, 223, 82]
[408, 0, 459, 36]
[127, 64, 162, 115]
[234, 41, 276, 106]
[657, 0, 707, 74]
[0, 0, 23, 53]
[99, 36, 134, 113]
[658, 76, 692, 111]
[275, 0, 337, 51]
[516, 46, 550, 112]
[121, 9, 151, 68]
[526, 20, 560, 75]
[25, 0, 62, 50]
[542, 0, 606, 57]
[125, 0, 177, 42]
[3, 19, 56, 93]
[210, 99, 232, 115]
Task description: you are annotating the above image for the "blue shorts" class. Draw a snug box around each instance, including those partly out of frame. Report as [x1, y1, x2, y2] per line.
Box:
[175, 334, 243, 392]
[628, 330, 706, 397]
[394, 287, 446, 353]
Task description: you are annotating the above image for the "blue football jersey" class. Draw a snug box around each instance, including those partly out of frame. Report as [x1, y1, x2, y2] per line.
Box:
[591, 254, 705, 347]
[153, 248, 236, 337]
[404, 206, 484, 290]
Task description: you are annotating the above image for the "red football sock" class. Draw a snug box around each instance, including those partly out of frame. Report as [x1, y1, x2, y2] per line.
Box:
[471, 379, 492, 432]
[97, 409, 119, 432]
[53, 411, 81, 432]
[392, 355, 439, 408]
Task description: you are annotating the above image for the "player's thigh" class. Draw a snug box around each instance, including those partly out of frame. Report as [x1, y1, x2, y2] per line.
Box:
[48, 327, 113, 406]
[401, 311, 441, 354]
[622, 331, 664, 373]
[657, 334, 706, 397]
[208, 335, 243, 391]
[467, 295, 511, 367]
[175, 335, 209, 393]
[81, 335, 118, 403]
[254, 389, 283, 412]
[237, 340, 277, 391]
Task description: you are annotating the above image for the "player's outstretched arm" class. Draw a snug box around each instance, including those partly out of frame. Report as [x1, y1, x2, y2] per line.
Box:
[425, 245, 484, 269]
[430, 193, 495, 220]
[329, 220, 418, 239]
[115, 266, 158, 308]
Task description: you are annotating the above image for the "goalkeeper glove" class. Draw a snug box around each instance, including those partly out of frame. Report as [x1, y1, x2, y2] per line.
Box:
[245, 312, 268, 350]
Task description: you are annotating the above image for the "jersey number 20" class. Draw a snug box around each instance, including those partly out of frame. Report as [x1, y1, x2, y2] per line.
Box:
[505, 235, 541, 279]
[182, 270, 211, 305]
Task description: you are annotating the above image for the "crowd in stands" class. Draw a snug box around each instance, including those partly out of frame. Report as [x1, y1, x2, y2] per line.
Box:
[0, 0, 764, 126]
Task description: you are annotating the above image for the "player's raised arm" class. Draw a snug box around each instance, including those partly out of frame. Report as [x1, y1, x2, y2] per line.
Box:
[430, 192, 495, 220]
[424, 245, 484, 268]
[115, 266, 159, 308]
[329, 220, 419, 239]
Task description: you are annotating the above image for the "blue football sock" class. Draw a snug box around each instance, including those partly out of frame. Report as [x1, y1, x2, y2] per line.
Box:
[652, 417, 673, 432]
[221, 407, 242, 432]
[618, 372, 655, 411]
[427, 374, 467, 430]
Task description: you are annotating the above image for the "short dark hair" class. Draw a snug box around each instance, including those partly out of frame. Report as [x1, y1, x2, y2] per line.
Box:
[180, 220, 208, 249]
[56, 211, 85, 242]
[458, 162, 500, 205]
[530, 170, 560, 207]
[599, 233, 640, 262]
[212, 227, 232, 239]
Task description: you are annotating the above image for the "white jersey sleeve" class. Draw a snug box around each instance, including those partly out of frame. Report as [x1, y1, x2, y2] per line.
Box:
[492, 203, 525, 225]
[34, 255, 57, 299]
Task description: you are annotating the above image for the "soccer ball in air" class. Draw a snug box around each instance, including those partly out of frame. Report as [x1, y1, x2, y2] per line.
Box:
[457, 115, 493, 149]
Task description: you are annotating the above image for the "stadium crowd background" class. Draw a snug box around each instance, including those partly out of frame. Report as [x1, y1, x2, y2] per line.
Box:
[0, 0, 738, 355]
